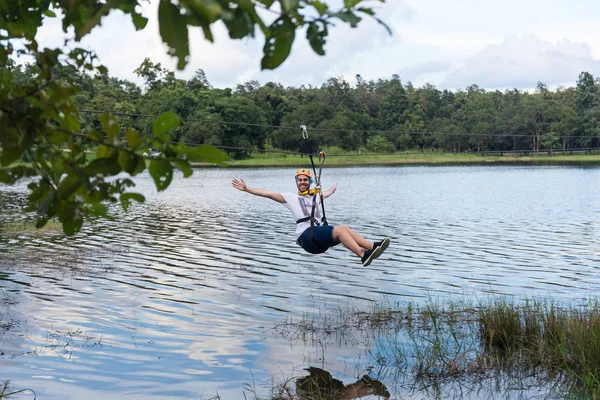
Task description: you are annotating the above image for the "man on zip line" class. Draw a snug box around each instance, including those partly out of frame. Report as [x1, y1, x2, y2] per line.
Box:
[232, 169, 390, 266]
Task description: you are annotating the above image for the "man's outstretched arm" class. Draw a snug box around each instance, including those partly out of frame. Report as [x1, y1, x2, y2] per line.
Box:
[322, 183, 337, 199]
[232, 179, 286, 203]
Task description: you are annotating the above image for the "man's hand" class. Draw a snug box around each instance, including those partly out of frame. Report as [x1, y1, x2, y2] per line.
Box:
[232, 178, 247, 191]
[323, 183, 337, 199]
[231, 178, 285, 203]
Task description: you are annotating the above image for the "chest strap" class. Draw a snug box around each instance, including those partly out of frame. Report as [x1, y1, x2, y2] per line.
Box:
[296, 216, 321, 225]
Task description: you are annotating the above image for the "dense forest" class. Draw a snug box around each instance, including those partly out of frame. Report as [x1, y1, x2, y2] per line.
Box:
[8, 57, 600, 158]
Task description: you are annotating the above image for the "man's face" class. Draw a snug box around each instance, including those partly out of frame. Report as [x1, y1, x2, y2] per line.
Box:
[296, 175, 310, 192]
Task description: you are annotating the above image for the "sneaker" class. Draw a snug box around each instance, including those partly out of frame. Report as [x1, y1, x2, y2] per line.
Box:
[361, 238, 390, 267]
[361, 248, 378, 267]
[372, 237, 390, 256]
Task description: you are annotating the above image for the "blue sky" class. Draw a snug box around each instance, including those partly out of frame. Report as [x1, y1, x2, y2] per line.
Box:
[30, 0, 600, 90]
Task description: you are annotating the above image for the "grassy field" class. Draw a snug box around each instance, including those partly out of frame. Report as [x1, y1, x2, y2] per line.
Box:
[223, 151, 600, 168]
[5, 149, 600, 170]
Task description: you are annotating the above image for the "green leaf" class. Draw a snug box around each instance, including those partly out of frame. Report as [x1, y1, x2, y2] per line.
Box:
[131, 13, 149, 30]
[257, 0, 275, 7]
[332, 11, 362, 27]
[153, 111, 181, 137]
[158, 0, 190, 70]
[11, 166, 37, 180]
[0, 45, 7, 64]
[357, 7, 374, 16]
[281, 0, 299, 12]
[99, 113, 120, 144]
[57, 174, 84, 198]
[28, 179, 50, 203]
[85, 158, 122, 176]
[85, 202, 110, 219]
[48, 130, 70, 145]
[186, 0, 222, 22]
[88, 130, 104, 142]
[118, 151, 143, 175]
[59, 205, 83, 236]
[306, 23, 327, 56]
[261, 17, 296, 70]
[96, 145, 113, 159]
[43, 10, 57, 18]
[0, 169, 12, 184]
[343, 0, 362, 8]
[223, 7, 254, 39]
[311, 0, 328, 15]
[176, 144, 229, 164]
[120, 192, 146, 212]
[37, 188, 57, 221]
[200, 23, 214, 41]
[97, 65, 108, 75]
[133, 155, 146, 175]
[75, 3, 113, 41]
[170, 159, 193, 178]
[0, 140, 25, 166]
[237, 0, 267, 33]
[126, 128, 143, 149]
[149, 159, 173, 191]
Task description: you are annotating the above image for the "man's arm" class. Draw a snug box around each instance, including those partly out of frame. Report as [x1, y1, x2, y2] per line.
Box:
[232, 178, 286, 203]
[322, 183, 337, 199]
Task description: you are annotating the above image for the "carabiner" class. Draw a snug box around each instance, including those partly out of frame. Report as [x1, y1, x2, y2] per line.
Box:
[318, 151, 326, 165]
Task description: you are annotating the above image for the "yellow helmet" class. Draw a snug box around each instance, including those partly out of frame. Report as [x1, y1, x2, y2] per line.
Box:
[295, 169, 312, 179]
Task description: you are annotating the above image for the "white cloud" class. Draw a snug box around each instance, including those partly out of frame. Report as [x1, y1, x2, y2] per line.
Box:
[441, 35, 600, 90]
[18, 0, 600, 90]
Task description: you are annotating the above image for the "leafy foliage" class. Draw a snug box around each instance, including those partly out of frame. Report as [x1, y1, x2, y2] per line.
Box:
[0, 0, 387, 234]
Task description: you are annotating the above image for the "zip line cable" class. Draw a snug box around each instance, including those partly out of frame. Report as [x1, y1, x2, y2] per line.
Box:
[78, 109, 600, 140]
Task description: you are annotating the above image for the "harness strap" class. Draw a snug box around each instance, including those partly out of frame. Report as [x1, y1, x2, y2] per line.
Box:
[296, 216, 324, 225]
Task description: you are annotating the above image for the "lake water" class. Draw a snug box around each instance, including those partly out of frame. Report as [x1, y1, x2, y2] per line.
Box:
[1, 165, 600, 399]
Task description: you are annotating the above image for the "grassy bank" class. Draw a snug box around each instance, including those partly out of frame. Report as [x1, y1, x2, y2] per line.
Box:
[5, 150, 600, 170]
[223, 151, 600, 168]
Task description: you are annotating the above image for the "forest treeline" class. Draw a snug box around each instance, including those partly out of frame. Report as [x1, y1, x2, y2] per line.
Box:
[8, 57, 600, 158]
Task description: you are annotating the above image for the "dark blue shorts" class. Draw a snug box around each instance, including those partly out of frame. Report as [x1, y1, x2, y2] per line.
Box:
[298, 226, 340, 254]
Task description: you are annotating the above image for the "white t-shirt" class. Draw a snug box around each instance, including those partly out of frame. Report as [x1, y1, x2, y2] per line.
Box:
[281, 192, 322, 240]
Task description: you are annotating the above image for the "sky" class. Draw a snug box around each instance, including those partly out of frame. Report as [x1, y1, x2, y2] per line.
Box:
[29, 0, 600, 91]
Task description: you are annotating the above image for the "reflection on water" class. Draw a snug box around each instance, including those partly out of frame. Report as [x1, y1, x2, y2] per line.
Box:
[1, 166, 600, 399]
[296, 367, 389, 400]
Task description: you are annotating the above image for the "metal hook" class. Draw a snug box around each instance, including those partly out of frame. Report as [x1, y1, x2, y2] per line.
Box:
[318, 151, 326, 165]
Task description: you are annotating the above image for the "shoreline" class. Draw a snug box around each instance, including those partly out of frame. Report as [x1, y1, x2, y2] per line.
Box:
[197, 153, 600, 168]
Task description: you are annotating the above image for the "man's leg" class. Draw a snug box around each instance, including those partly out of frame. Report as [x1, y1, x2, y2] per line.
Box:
[333, 226, 372, 257]
[347, 229, 374, 250]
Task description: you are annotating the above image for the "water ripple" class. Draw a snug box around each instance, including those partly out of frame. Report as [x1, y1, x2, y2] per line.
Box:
[1, 166, 600, 398]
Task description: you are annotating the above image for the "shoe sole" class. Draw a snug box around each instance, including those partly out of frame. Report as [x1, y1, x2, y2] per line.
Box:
[373, 237, 390, 260]
[362, 249, 379, 267]
[363, 237, 390, 267]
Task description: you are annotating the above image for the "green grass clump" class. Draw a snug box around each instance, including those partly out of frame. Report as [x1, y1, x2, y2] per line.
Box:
[478, 298, 600, 397]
